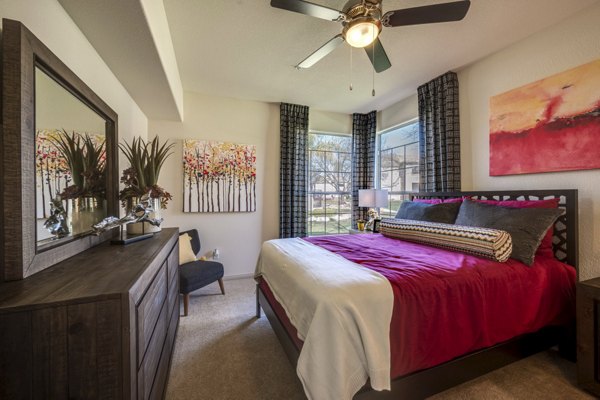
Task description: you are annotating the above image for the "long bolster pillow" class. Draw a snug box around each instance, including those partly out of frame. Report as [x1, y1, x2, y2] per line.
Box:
[380, 218, 513, 262]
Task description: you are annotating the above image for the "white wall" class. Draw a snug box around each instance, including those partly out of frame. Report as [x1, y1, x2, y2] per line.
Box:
[458, 3, 600, 280]
[0, 0, 149, 154]
[378, 94, 418, 131]
[310, 109, 352, 133]
[36, 68, 105, 135]
[149, 92, 280, 278]
[149, 97, 352, 278]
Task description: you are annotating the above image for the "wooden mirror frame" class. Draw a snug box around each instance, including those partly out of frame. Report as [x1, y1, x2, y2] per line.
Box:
[1, 19, 119, 281]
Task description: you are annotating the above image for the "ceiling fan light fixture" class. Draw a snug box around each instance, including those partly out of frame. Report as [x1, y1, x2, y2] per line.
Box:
[343, 17, 381, 48]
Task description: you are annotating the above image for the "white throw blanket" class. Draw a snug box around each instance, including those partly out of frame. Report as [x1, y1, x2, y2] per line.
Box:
[255, 238, 394, 400]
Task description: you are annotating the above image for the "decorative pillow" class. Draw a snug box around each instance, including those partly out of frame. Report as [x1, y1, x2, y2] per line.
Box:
[395, 200, 461, 224]
[455, 199, 563, 266]
[471, 198, 559, 253]
[179, 233, 197, 265]
[380, 218, 512, 262]
[413, 197, 464, 205]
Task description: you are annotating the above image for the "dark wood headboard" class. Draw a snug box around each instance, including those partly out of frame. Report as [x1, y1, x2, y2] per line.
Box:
[409, 190, 579, 272]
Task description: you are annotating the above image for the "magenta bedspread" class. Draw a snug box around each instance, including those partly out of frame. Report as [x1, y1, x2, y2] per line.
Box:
[304, 233, 576, 378]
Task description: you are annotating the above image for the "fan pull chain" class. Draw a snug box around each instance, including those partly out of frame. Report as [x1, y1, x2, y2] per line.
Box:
[372, 63, 375, 96]
[349, 47, 353, 91]
[372, 27, 376, 97]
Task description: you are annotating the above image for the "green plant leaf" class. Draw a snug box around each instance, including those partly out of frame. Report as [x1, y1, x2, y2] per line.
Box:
[119, 136, 173, 201]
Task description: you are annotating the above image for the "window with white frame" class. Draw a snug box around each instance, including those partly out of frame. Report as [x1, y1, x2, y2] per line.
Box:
[377, 120, 420, 218]
[307, 132, 352, 236]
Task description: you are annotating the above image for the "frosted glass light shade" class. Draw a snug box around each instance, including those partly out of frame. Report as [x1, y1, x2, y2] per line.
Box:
[358, 189, 388, 208]
[343, 19, 380, 48]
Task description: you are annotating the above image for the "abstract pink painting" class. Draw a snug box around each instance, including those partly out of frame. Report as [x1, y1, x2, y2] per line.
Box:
[489, 59, 600, 176]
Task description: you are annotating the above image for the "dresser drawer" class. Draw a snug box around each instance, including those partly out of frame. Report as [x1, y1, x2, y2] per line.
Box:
[167, 294, 179, 348]
[137, 265, 168, 365]
[149, 315, 175, 400]
[137, 300, 168, 400]
[166, 245, 179, 287]
[167, 268, 179, 317]
[146, 299, 178, 400]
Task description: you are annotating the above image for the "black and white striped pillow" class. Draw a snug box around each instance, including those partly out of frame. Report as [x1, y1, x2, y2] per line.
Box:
[380, 218, 513, 262]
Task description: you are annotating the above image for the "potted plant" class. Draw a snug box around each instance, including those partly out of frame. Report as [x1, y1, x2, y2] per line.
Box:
[119, 136, 174, 234]
[50, 129, 106, 235]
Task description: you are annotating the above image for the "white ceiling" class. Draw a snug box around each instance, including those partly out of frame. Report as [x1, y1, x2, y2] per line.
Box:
[164, 0, 598, 114]
[59, 0, 184, 120]
[61, 0, 599, 119]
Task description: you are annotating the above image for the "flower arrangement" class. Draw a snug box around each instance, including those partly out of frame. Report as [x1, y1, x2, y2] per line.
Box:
[119, 136, 174, 209]
[367, 208, 379, 220]
[49, 129, 106, 200]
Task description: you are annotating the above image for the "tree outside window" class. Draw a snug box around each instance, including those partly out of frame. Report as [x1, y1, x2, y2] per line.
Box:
[307, 132, 352, 235]
[377, 121, 419, 218]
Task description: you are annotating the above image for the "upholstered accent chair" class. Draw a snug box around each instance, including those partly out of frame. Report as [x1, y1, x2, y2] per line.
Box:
[179, 230, 225, 316]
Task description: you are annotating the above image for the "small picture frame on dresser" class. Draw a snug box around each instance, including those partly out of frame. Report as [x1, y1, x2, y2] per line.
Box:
[373, 219, 381, 233]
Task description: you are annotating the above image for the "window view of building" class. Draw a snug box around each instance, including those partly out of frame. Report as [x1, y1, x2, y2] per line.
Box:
[377, 121, 420, 218]
[307, 132, 352, 235]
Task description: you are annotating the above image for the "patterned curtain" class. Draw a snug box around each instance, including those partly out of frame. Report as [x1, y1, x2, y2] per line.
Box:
[351, 111, 377, 228]
[418, 71, 461, 192]
[279, 103, 309, 238]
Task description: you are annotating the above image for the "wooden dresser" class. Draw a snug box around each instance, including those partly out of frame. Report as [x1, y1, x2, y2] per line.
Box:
[0, 228, 180, 400]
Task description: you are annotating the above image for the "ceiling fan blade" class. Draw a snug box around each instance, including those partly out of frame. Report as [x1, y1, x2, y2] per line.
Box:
[364, 38, 391, 73]
[296, 34, 345, 69]
[382, 1, 471, 27]
[270, 0, 344, 21]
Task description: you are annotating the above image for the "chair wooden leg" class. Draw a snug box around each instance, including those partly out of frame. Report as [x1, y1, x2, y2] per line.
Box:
[183, 293, 189, 316]
[218, 278, 225, 295]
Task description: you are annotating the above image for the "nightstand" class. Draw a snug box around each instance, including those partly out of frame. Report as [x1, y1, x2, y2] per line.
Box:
[577, 277, 600, 396]
[348, 229, 372, 234]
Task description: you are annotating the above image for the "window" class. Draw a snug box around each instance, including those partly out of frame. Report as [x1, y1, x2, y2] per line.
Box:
[307, 132, 352, 236]
[377, 120, 420, 218]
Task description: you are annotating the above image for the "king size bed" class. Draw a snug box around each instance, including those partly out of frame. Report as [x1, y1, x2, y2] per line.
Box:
[255, 190, 578, 400]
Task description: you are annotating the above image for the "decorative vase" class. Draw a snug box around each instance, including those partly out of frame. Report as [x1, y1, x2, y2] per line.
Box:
[126, 197, 162, 234]
[357, 220, 366, 231]
[68, 197, 105, 236]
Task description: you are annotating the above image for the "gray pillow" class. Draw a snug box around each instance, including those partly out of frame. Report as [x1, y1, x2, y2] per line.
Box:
[395, 201, 461, 224]
[455, 199, 563, 266]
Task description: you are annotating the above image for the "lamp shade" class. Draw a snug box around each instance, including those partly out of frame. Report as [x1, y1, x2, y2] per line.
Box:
[358, 189, 388, 208]
[342, 17, 381, 48]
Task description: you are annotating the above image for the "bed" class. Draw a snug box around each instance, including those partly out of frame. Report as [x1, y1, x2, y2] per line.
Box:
[256, 190, 577, 399]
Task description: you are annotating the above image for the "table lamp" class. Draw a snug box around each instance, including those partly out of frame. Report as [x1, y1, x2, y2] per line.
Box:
[358, 189, 388, 231]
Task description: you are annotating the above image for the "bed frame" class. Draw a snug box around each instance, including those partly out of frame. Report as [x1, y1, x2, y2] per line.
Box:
[256, 189, 578, 399]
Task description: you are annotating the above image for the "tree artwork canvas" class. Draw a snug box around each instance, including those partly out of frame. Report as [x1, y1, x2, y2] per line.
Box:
[489, 58, 600, 176]
[183, 139, 256, 213]
[35, 129, 105, 218]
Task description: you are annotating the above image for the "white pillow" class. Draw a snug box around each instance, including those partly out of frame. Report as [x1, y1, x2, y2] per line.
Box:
[179, 233, 197, 265]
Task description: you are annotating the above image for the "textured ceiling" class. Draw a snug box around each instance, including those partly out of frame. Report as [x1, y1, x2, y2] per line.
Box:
[164, 0, 598, 114]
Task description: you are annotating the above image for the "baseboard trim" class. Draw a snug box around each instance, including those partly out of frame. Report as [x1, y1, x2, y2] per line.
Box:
[223, 273, 254, 281]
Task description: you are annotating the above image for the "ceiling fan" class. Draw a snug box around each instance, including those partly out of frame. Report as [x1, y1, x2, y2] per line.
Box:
[271, 0, 471, 73]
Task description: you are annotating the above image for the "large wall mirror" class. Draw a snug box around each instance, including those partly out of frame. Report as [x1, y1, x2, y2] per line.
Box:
[2, 19, 118, 281]
[35, 66, 108, 246]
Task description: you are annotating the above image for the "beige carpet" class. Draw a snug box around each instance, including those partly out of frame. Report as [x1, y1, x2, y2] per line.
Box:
[166, 278, 593, 400]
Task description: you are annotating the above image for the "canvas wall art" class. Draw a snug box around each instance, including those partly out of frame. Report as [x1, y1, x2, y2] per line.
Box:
[183, 139, 256, 213]
[35, 129, 105, 218]
[489, 59, 600, 176]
